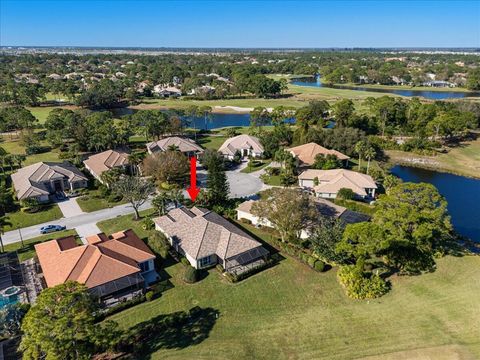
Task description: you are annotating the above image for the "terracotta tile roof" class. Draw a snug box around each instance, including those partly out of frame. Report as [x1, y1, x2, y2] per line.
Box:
[146, 137, 203, 154]
[299, 169, 377, 196]
[11, 162, 87, 200]
[218, 135, 264, 156]
[154, 207, 264, 260]
[287, 142, 350, 165]
[35, 230, 155, 289]
[83, 149, 130, 178]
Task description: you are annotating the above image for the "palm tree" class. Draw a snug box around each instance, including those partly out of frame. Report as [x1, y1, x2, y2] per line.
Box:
[100, 168, 123, 188]
[364, 146, 376, 175]
[13, 154, 26, 169]
[169, 189, 184, 208]
[354, 141, 367, 170]
[128, 152, 144, 176]
[167, 144, 180, 152]
[152, 192, 169, 216]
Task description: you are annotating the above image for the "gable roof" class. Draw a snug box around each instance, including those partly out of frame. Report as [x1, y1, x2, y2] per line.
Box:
[154, 207, 265, 260]
[299, 169, 377, 196]
[83, 149, 130, 177]
[146, 136, 204, 154]
[218, 135, 264, 156]
[11, 162, 88, 200]
[287, 142, 350, 165]
[35, 229, 155, 289]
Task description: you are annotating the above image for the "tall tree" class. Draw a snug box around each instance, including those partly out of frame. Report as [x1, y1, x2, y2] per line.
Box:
[114, 176, 155, 220]
[205, 150, 229, 204]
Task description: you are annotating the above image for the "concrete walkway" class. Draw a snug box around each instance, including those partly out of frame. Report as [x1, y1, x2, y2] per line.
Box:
[75, 223, 102, 244]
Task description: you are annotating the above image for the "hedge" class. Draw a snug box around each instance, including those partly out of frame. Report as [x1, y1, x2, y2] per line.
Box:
[337, 265, 390, 299]
[183, 266, 198, 283]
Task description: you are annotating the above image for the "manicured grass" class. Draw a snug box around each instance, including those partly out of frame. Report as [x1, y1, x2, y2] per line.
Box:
[386, 135, 480, 179]
[108, 242, 480, 358]
[334, 198, 377, 216]
[76, 190, 127, 213]
[261, 174, 282, 186]
[4, 229, 78, 261]
[337, 82, 474, 93]
[27, 107, 54, 124]
[4, 204, 63, 231]
[197, 134, 228, 151]
[240, 160, 271, 173]
[96, 208, 156, 240]
[0, 138, 60, 165]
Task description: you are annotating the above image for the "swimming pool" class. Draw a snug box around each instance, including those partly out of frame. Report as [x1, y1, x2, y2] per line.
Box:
[0, 294, 19, 308]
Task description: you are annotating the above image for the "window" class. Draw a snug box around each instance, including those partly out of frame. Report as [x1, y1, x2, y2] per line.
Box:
[139, 261, 150, 272]
[199, 256, 212, 268]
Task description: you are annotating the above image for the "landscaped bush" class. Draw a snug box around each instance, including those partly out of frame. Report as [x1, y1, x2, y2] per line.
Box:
[337, 265, 390, 299]
[239, 218, 252, 225]
[265, 167, 280, 176]
[180, 257, 190, 266]
[337, 188, 355, 200]
[96, 294, 146, 320]
[183, 266, 198, 283]
[145, 290, 154, 302]
[307, 256, 317, 268]
[147, 232, 171, 259]
[20, 198, 42, 213]
[314, 260, 326, 272]
[141, 217, 155, 231]
[224, 257, 274, 283]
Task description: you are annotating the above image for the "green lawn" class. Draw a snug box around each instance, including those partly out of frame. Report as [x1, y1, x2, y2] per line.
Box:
[76, 191, 127, 213]
[0, 138, 60, 165]
[197, 134, 228, 151]
[96, 208, 156, 240]
[241, 160, 271, 173]
[4, 229, 78, 261]
[261, 174, 282, 186]
[5, 204, 63, 231]
[334, 198, 377, 216]
[99, 209, 480, 360]
[27, 106, 55, 124]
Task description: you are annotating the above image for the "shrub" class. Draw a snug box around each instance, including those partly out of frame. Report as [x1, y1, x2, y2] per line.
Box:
[266, 167, 280, 176]
[183, 266, 198, 283]
[337, 188, 355, 200]
[216, 264, 224, 273]
[239, 218, 252, 225]
[20, 198, 42, 213]
[307, 256, 317, 268]
[314, 260, 325, 272]
[337, 265, 389, 299]
[145, 290, 154, 302]
[180, 257, 191, 266]
[147, 232, 170, 259]
[141, 217, 155, 231]
[107, 193, 123, 203]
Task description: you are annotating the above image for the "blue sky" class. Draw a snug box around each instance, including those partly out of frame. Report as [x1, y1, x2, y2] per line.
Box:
[1, 0, 479, 48]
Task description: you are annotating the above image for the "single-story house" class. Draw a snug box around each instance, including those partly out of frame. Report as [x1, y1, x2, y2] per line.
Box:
[83, 149, 130, 183]
[146, 136, 204, 157]
[298, 169, 377, 199]
[236, 198, 370, 239]
[154, 207, 269, 274]
[153, 85, 182, 97]
[287, 142, 350, 167]
[218, 134, 264, 160]
[35, 229, 157, 304]
[11, 161, 88, 202]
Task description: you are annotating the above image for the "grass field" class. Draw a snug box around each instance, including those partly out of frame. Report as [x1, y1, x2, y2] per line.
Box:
[240, 159, 271, 173]
[386, 135, 480, 179]
[4, 204, 63, 231]
[0, 138, 60, 165]
[76, 191, 127, 213]
[4, 229, 77, 261]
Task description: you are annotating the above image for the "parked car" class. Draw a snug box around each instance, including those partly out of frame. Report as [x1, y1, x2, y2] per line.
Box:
[40, 225, 66, 234]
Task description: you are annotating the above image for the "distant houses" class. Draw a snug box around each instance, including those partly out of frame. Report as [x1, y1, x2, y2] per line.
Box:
[146, 136, 204, 157]
[298, 169, 377, 199]
[287, 142, 350, 167]
[218, 134, 264, 160]
[35, 229, 157, 304]
[153, 85, 182, 97]
[83, 149, 130, 183]
[11, 161, 88, 202]
[154, 207, 268, 274]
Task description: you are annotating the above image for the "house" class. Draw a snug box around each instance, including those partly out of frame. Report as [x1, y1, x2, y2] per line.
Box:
[218, 134, 264, 160]
[153, 85, 182, 97]
[35, 229, 157, 304]
[236, 198, 370, 239]
[298, 169, 377, 199]
[11, 162, 88, 202]
[287, 142, 350, 167]
[146, 136, 204, 157]
[154, 207, 269, 275]
[83, 149, 130, 183]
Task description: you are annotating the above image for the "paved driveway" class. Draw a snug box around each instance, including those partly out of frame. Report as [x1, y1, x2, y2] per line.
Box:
[226, 171, 264, 198]
[56, 197, 84, 218]
[76, 223, 102, 244]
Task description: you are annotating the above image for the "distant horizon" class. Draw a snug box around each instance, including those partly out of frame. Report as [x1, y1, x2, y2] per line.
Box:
[1, 1, 479, 48]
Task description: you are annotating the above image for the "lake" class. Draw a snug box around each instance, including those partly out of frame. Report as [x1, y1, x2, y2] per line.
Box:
[112, 109, 296, 130]
[291, 76, 480, 100]
[390, 165, 480, 242]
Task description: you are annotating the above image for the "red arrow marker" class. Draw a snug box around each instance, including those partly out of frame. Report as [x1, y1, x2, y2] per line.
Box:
[187, 156, 200, 201]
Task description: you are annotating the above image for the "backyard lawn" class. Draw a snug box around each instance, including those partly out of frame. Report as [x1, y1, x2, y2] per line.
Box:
[99, 213, 480, 360]
[4, 229, 78, 261]
[5, 204, 63, 231]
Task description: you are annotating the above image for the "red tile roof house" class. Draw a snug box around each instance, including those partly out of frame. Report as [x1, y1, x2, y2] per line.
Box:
[154, 207, 269, 275]
[35, 229, 157, 306]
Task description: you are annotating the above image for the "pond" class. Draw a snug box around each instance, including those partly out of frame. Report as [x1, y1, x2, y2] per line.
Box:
[390, 165, 480, 242]
[291, 76, 480, 100]
[111, 109, 296, 130]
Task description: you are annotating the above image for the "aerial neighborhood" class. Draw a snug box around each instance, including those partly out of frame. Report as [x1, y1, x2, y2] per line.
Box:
[0, 4, 479, 358]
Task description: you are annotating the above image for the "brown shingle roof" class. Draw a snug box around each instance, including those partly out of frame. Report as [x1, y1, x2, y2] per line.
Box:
[35, 230, 155, 289]
[287, 142, 350, 165]
[83, 149, 130, 178]
[218, 135, 264, 156]
[299, 169, 377, 196]
[154, 207, 264, 260]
